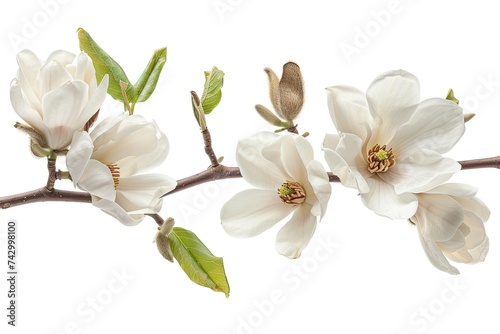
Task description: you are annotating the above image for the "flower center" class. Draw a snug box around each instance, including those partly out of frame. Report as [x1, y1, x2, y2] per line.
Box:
[106, 163, 120, 189]
[278, 180, 306, 205]
[367, 144, 396, 173]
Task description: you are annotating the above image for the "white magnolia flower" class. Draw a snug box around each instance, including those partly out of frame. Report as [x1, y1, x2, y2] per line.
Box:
[10, 49, 109, 150]
[66, 114, 176, 225]
[323, 69, 465, 219]
[220, 132, 331, 259]
[412, 183, 490, 274]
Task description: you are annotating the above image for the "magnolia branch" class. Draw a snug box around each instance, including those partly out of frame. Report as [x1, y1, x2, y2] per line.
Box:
[1, 156, 500, 210]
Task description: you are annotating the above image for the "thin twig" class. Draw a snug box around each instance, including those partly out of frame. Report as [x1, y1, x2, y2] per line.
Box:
[202, 128, 219, 167]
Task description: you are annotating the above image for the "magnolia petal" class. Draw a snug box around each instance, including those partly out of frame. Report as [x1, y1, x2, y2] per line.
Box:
[115, 174, 176, 212]
[380, 150, 460, 194]
[10, 81, 46, 133]
[42, 80, 89, 149]
[414, 194, 464, 242]
[221, 189, 295, 237]
[453, 196, 491, 223]
[281, 135, 309, 183]
[92, 197, 143, 226]
[416, 221, 460, 275]
[323, 133, 370, 193]
[236, 132, 289, 189]
[305, 160, 331, 219]
[76, 75, 109, 129]
[77, 159, 116, 201]
[424, 183, 478, 198]
[46, 49, 76, 66]
[366, 69, 420, 145]
[322, 133, 340, 150]
[325, 85, 371, 139]
[66, 131, 94, 185]
[361, 177, 418, 219]
[275, 204, 317, 259]
[37, 59, 73, 97]
[391, 98, 464, 156]
[16, 50, 43, 107]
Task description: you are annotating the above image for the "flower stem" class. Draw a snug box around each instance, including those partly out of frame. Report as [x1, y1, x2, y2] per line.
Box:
[458, 156, 500, 170]
[2, 156, 500, 210]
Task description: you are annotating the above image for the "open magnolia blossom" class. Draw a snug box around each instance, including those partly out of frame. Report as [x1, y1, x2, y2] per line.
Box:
[10, 49, 109, 151]
[220, 131, 331, 259]
[411, 183, 490, 275]
[66, 113, 176, 225]
[322, 69, 465, 219]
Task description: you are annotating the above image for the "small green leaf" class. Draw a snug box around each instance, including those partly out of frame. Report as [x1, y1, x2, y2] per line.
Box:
[134, 47, 167, 103]
[169, 227, 230, 297]
[77, 28, 136, 104]
[201, 66, 224, 114]
[446, 88, 459, 104]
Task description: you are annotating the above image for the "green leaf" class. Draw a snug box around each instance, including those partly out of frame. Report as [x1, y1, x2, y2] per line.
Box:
[169, 227, 230, 297]
[134, 47, 167, 103]
[201, 66, 224, 114]
[77, 28, 136, 104]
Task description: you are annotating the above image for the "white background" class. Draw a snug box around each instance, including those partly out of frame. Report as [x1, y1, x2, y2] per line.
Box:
[1, 0, 500, 333]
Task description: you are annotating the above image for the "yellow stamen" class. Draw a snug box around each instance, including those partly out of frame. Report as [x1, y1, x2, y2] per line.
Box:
[106, 163, 120, 189]
[278, 180, 306, 205]
[367, 144, 396, 173]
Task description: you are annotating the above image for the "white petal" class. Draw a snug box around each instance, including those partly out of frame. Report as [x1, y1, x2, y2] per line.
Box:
[66, 131, 94, 185]
[323, 133, 370, 193]
[76, 75, 109, 128]
[361, 177, 418, 219]
[305, 160, 331, 219]
[275, 204, 317, 259]
[92, 198, 143, 226]
[325, 85, 371, 139]
[424, 183, 477, 198]
[281, 135, 308, 183]
[379, 150, 460, 194]
[46, 50, 76, 66]
[236, 132, 288, 189]
[115, 174, 176, 212]
[37, 59, 73, 96]
[453, 196, 491, 223]
[322, 133, 340, 150]
[391, 98, 464, 156]
[366, 70, 420, 145]
[416, 221, 459, 275]
[221, 189, 295, 237]
[15, 50, 43, 108]
[10, 80, 46, 133]
[42, 81, 88, 149]
[77, 159, 116, 201]
[413, 193, 464, 242]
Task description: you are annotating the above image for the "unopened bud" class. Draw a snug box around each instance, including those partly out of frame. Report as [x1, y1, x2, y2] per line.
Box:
[279, 62, 304, 120]
[155, 217, 175, 262]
